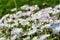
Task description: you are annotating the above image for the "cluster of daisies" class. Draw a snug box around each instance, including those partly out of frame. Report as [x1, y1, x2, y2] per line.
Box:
[0, 4, 60, 40]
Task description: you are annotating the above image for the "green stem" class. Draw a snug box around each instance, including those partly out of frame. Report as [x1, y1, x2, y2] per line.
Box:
[14, 0, 17, 13]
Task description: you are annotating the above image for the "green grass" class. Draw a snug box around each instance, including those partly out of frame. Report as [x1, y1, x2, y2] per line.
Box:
[0, 0, 60, 18]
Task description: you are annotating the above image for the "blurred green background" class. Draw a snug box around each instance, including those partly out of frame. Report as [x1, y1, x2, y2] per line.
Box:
[0, 0, 60, 18]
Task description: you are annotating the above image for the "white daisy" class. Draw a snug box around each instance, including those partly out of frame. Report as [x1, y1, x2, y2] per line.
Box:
[11, 28, 23, 35]
[32, 37, 38, 40]
[11, 35, 17, 40]
[11, 8, 16, 12]
[21, 5, 30, 10]
[38, 34, 50, 40]
[30, 5, 39, 11]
